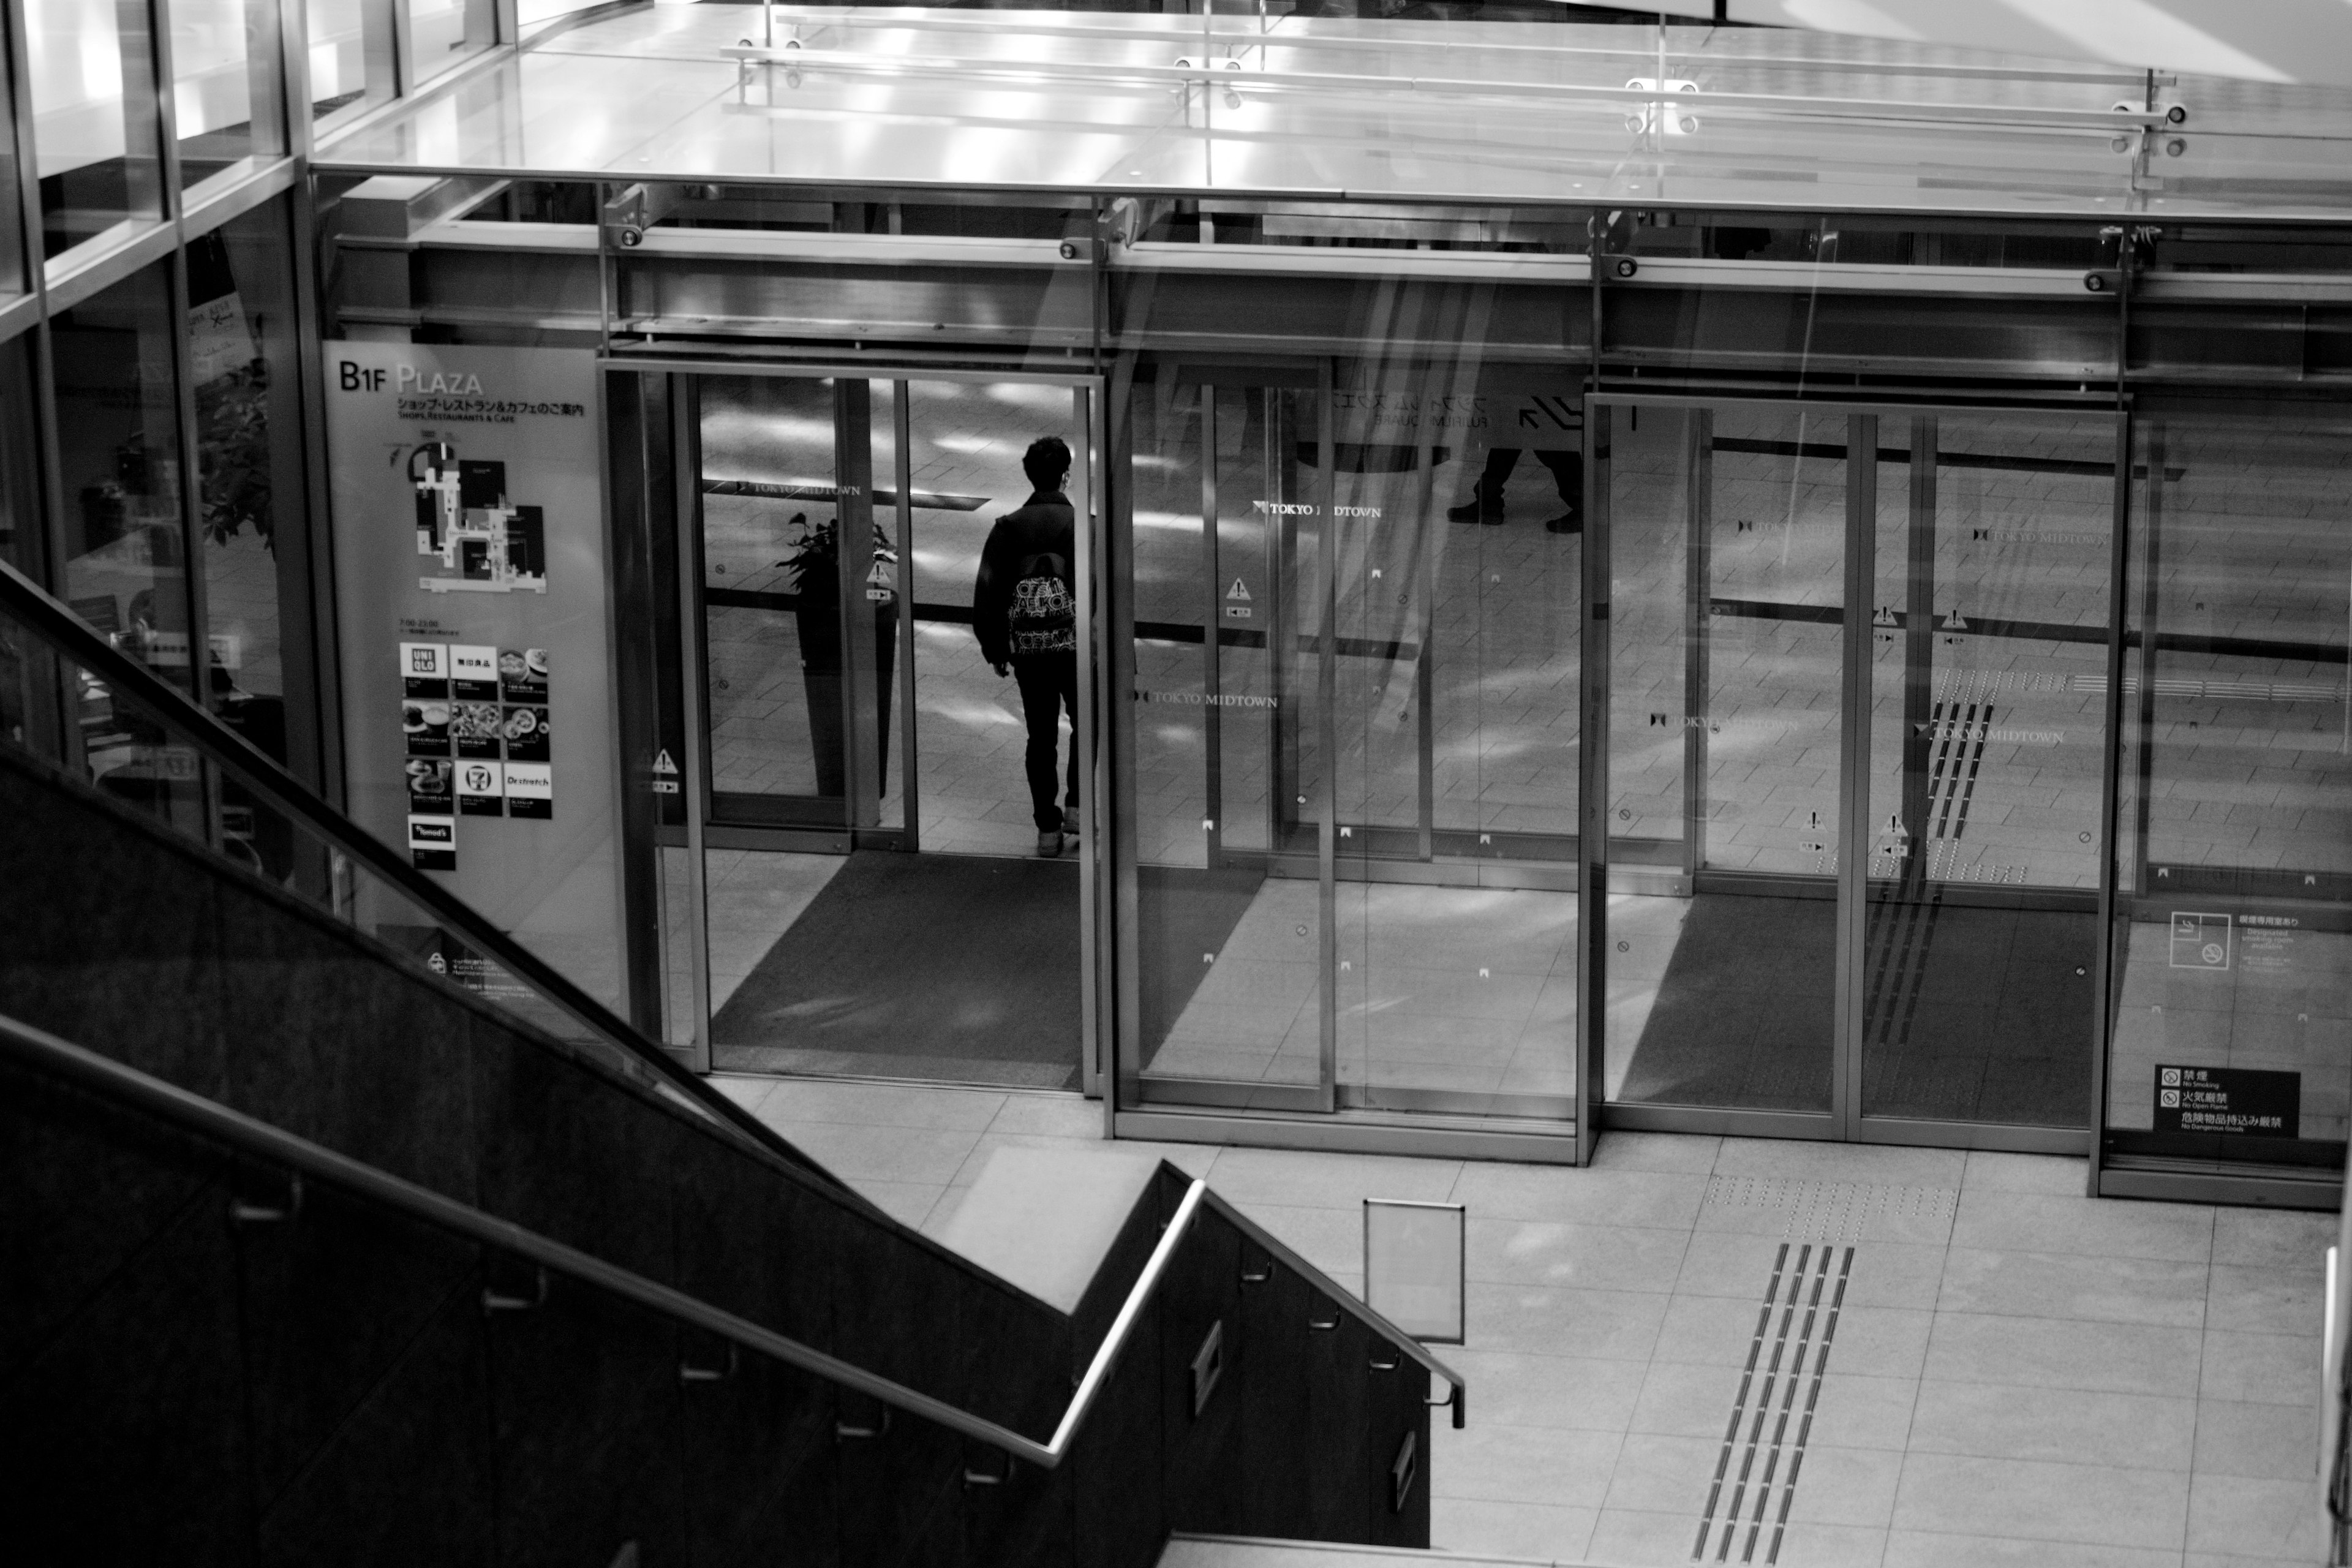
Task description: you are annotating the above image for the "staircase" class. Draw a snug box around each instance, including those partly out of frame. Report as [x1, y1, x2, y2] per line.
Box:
[0, 562, 1461, 1567]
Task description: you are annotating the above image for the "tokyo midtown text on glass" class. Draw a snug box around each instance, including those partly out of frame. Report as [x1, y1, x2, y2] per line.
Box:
[410, 441, 548, 594]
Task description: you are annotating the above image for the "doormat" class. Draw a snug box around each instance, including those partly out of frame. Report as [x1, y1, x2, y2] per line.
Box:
[713, 850, 1082, 1090]
[1621, 893, 1838, 1111]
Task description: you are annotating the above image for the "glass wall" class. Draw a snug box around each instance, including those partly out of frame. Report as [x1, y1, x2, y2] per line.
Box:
[2108, 405, 2352, 1178]
[25, 0, 164, 263]
[191, 197, 307, 769]
[308, 0, 396, 120]
[171, 0, 288, 188]
[407, 0, 496, 85]
[50, 260, 190, 692]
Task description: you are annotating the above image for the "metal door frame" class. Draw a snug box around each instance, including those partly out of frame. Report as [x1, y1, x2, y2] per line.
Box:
[1585, 391, 2118, 1156]
[617, 358, 1107, 1097]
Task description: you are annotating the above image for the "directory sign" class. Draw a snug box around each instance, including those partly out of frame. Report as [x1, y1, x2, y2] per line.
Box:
[326, 342, 622, 1010]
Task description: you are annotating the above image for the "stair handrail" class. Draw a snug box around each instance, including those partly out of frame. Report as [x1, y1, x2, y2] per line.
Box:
[5, 1009, 1466, 1463]
[0, 557, 865, 1208]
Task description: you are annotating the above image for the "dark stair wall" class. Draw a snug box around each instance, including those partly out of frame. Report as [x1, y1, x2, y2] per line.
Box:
[0, 744, 1430, 1566]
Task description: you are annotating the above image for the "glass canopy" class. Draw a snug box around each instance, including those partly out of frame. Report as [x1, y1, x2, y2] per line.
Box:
[315, 4, 2352, 221]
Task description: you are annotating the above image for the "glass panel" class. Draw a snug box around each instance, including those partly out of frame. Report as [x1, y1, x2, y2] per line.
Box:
[307, 0, 393, 120]
[695, 375, 1086, 1091]
[170, 0, 287, 187]
[51, 260, 190, 696]
[696, 374, 891, 831]
[1605, 404, 1844, 1115]
[1861, 413, 2112, 1127]
[191, 199, 305, 765]
[407, 0, 496, 86]
[899, 379, 1084, 857]
[26, 0, 162, 262]
[1330, 361, 1584, 1115]
[2108, 410, 2352, 1173]
[1127, 374, 1322, 1102]
[0, 334, 40, 581]
[0, 39, 22, 296]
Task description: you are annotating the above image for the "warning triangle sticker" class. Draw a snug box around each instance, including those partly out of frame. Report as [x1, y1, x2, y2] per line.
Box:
[1940, 610, 1969, 631]
[1226, 578, 1251, 601]
[652, 749, 679, 775]
[1872, 606, 1897, 627]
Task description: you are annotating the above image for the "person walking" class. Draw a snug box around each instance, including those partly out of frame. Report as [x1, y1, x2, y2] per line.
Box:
[974, 436, 1082, 858]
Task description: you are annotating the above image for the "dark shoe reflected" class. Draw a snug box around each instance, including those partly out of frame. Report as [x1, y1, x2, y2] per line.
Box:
[1447, 496, 1504, 524]
[1036, 829, 1065, 858]
[1542, 510, 1584, 535]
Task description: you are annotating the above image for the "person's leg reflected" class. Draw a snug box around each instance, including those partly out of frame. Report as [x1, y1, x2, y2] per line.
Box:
[1534, 448, 1585, 534]
[1447, 447, 1519, 524]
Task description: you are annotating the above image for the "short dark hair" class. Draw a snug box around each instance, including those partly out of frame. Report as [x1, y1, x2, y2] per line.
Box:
[1023, 435, 1072, 492]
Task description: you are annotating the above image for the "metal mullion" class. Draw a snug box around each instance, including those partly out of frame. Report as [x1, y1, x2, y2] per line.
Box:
[1683, 410, 1711, 880]
[392, 0, 420, 99]
[1200, 382, 1223, 865]
[672, 378, 714, 1074]
[892, 382, 917, 848]
[1415, 369, 1435, 865]
[1575, 402, 1609, 1161]
[282, 170, 339, 800]
[1902, 418, 1937, 897]
[1316, 358, 1337, 1114]
[2090, 407, 2135, 1186]
[1834, 415, 1877, 1136]
[1073, 383, 1101, 1100]
[1104, 376, 1136, 1129]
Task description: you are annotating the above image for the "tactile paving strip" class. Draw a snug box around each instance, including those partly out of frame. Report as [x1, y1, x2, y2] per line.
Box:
[1702, 1175, 1956, 1244]
[1694, 1242, 1855, 1565]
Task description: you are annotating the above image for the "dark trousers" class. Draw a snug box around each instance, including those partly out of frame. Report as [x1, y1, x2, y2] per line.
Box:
[1012, 653, 1080, 831]
[1477, 446, 1585, 507]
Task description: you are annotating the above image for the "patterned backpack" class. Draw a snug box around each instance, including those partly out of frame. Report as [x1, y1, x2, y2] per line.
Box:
[1007, 552, 1077, 655]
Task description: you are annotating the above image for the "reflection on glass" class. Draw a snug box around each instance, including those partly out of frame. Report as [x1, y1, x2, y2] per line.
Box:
[697, 377, 899, 834]
[25, 0, 161, 261]
[53, 260, 189, 688]
[51, 261, 200, 831]
[407, 0, 497, 85]
[0, 337, 50, 752]
[172, 0, 287, 187]
[1605, 405, 1844, 1114]
[307, 0, 392, 120]
[1860, 415, 2111, 1127]
[0, 51, 21, 295]
[2108, 412, 2352, 1172]
[192, 201, 306, 781]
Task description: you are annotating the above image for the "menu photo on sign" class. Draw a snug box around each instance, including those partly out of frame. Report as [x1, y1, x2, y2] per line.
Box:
[403, 696, 451, 756]
[500, 647, 548, 702]
[451, 701, 501, 758]
[502, 703, 551, 763]
[406, 758, 455, 816]
[458, 760, 505, 816]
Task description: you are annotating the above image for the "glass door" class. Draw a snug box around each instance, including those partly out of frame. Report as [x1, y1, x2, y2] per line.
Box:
[1118, 360, 1584, 1126]
[639, 369, 1102, 1096]
[1593, 396, 2115, 1143]
[1601, 404, 1849, 1126]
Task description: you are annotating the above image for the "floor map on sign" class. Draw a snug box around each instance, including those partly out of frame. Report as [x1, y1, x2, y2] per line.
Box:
[412, 445, 548, 594]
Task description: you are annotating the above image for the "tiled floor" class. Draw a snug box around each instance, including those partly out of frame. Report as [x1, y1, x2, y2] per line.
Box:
[715, 1072, 2332, 1568]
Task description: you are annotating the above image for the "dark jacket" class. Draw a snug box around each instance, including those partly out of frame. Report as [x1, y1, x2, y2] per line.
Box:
[972, 490, 1076, 667]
